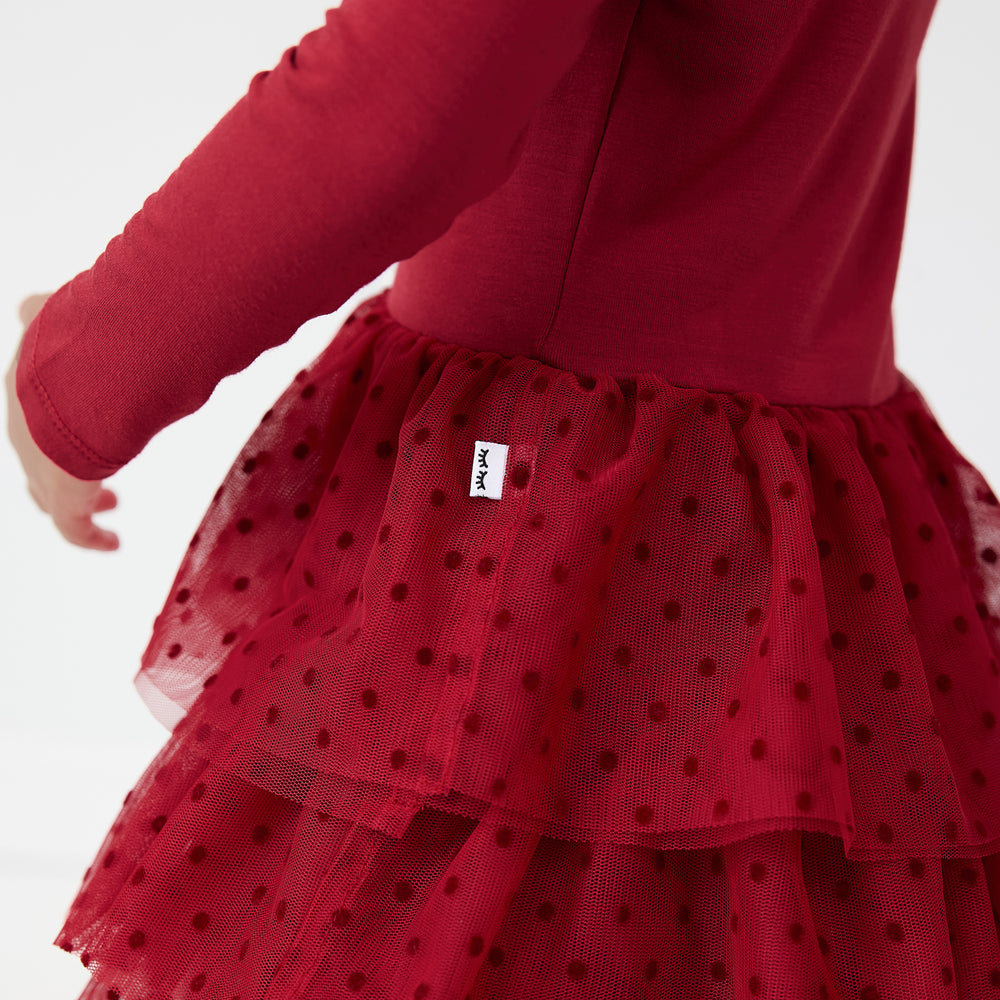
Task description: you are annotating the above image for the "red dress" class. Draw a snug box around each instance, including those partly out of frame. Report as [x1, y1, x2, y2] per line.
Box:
[17, 0, 1000, 997]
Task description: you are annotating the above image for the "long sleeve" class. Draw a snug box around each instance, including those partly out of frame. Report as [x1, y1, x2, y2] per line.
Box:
[15, 0, 605, 480]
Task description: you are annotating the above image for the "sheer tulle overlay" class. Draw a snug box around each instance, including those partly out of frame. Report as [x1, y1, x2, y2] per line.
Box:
[57, 289, 1000, 999]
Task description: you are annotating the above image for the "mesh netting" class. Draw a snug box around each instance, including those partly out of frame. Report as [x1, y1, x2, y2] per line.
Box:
[56, 288, 1000, 999]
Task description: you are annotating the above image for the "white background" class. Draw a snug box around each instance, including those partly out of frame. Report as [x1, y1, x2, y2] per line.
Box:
[0, 1, 997, 998]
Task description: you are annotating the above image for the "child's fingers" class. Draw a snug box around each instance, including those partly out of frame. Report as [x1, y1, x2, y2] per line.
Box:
[53, 511, 120, 551]
[92, 488, 118, 513]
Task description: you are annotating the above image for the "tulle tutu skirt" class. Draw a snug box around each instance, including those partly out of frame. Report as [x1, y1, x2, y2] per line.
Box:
[55, 288, 1000, 999]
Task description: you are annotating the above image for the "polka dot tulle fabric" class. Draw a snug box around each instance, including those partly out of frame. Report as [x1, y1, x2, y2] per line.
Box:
[58, 289, 1000, 999]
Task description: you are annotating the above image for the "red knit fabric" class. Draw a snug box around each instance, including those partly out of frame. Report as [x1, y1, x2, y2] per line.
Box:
[21, 0, 1000, 997]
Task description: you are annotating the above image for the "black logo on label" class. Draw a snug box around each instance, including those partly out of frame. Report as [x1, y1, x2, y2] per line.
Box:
[475, 446, 489, 491]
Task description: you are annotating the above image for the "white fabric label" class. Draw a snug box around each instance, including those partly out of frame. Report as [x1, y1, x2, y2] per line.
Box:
[470, 440, 509, 499]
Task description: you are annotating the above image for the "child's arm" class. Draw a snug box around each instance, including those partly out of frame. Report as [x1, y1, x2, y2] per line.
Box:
[15, 0, 606, 481]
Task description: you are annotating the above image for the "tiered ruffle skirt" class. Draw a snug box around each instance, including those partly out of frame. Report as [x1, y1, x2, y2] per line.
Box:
[56, 289, 1000, 999]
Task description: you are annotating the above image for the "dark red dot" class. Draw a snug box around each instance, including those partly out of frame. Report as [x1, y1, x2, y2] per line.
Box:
[683, 756, 698, 777]
[793, 681, 809, 701]
[749, 861, 765, 882]
[317, 729, 331, 748]
[634, 804, 653, 825]
[905, 770, 923, 791]
[390, 749, 407, 769]
[567, 960, 587, 981]
[882, 669, 901, 691]
[876, 823, 893, 843]
[598, 749, 619, 771]
[151, 815, 167, 833]
[713, 799, 729, 819]
[972, 768, 988, 787]
[710, 960, 727, 981]
[176, 588, 190, 603]
[393, 881, 413, 903]
[795, 791, 813, 812]
[854, 724, 872, 744]
[361, 688, 377, 709]
[192, 912, 210, 931]
[292, 442, 309, 460]
[750, 738, 767, 759]
[463, 713, 481, 734]
[128, 930, 145, 949]
[189, 845, 206, 864]
[712, 555, 731, 576]
[252, 825, 270, 845]
[346, 971, 366, 992]
[648, 700, 666, 722]
[698, 657, 716, 677]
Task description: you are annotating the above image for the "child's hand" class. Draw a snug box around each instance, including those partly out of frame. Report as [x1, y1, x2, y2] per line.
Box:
[5, 293, 120, 551]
